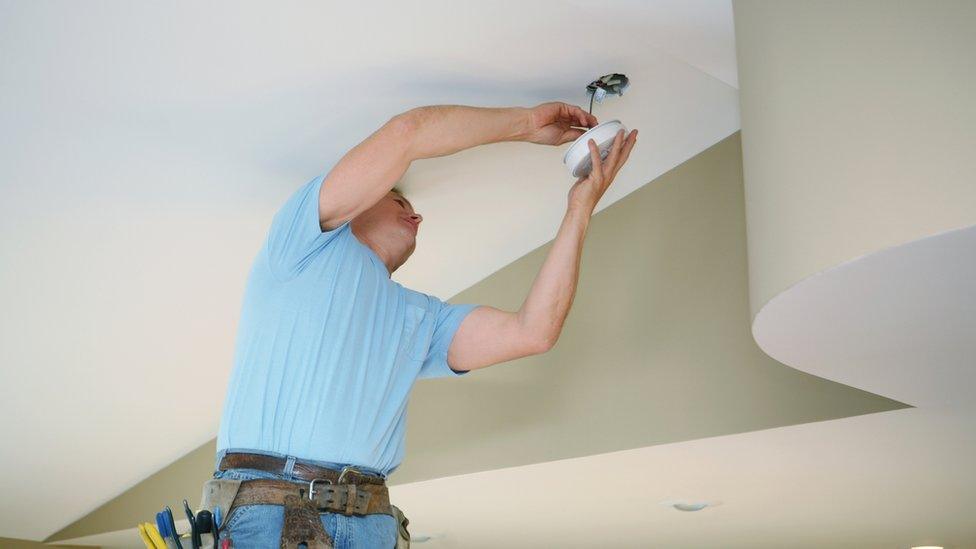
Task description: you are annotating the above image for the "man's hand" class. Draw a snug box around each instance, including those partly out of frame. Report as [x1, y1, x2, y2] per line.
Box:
[524, 102, 600, 146]
[568, 128, 638, 214]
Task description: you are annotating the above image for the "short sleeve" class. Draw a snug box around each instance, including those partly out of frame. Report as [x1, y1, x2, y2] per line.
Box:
[266, 172, 348, 279]
[417, 300, 479, 380]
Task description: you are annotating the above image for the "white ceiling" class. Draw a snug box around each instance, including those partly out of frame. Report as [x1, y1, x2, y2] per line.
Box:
[0, 0, 739, 541]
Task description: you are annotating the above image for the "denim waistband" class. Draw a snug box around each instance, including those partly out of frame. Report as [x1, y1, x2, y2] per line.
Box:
[215, 448, 388, 479]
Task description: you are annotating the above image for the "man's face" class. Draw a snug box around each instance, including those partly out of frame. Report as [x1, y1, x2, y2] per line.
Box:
[352, 191, 423, 265]
[389, 192, 422, 240]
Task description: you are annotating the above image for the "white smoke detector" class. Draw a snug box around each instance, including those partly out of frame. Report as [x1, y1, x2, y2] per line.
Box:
[563, 119, 627, 178]
[563, 72, 630, 178]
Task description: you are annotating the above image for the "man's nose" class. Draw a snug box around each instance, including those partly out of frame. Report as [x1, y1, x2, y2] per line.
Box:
[409, 213, 423, 224]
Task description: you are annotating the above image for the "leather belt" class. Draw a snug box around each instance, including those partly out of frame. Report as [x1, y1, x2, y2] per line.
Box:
[232, 478, 392, 517]
[218, 452, 386, 486]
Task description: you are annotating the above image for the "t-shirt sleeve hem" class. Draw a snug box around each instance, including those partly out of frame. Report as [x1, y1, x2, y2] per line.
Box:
[418, 303, 479, 379]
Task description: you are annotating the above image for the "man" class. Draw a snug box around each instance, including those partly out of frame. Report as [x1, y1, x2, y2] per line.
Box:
[211, 102, 637, 548]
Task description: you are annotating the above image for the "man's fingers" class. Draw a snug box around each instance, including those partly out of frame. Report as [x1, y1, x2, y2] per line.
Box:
[603, 129, 625, 177]
[587, 139, 604, 179]
[563, 103, 592, 128]
[564, 128, 585, 144]
[610, 132, 633, 177]
[609, 132, 636, 179]
[546, 102, 597, 129]
[580, 108, 598, 128]
[571, 105, 589, 128]
[586, 128, 637, 182]
[610, 130, 638, 179]
[577, 109, 588, 127]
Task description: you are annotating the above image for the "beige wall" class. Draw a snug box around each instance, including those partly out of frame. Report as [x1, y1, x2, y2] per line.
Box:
[47, 439, 216, 543]
[734, 0, 976, 316]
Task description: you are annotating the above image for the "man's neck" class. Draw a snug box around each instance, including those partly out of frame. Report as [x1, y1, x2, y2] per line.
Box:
[350, 227, 398, 276]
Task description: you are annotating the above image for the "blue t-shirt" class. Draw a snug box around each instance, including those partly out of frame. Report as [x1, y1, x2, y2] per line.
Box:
[216, 172, 477, 476]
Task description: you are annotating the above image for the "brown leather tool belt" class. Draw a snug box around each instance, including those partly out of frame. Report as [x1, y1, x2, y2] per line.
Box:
[218, 453, 392, 517]
[232, 478, 392, 517]
[219, 452, 387, 486]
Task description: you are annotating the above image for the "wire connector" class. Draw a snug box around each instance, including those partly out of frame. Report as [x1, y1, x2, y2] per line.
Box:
[585, 73, 629, 113]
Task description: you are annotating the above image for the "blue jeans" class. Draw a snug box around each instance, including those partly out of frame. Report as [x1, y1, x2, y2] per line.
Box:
[214, 467, 398, 548]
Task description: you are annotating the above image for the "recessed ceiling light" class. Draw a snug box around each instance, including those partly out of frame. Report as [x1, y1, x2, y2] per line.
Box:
[673, 502, 709, 512]
[658, 500, 717, 512]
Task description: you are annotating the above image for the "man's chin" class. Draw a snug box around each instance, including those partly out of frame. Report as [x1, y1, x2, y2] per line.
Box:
[395, 233, 416, 256]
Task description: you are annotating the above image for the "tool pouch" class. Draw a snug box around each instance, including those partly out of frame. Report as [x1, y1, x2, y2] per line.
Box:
[199, 478, 243, 524]
[198, 478, 244, 548]
[197, 478, 241, 517]
[280, 494, 334, 548]
[391, 504, 410, 549]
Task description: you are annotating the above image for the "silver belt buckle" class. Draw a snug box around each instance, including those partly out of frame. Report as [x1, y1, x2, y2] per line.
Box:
[337, 465, 363, 484]
[308, 478, 333, 500]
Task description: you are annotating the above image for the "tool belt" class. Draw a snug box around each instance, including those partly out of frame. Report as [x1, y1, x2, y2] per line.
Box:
[219, 452, 388, 487]
[233, 478, 391, 516]
[206, 453, 411, 548]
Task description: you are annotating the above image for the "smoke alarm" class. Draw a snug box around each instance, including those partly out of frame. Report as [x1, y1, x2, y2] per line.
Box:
[563, 120, 628, 178]
[563, 72, 630, 178]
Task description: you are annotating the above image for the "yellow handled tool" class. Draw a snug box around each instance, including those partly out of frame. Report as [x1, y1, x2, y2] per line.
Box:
[139, 521, 166, 549]
[137, 523, 156, 548]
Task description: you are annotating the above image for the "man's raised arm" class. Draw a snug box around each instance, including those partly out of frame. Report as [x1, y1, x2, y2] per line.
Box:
[446, 127, 638, 373]
[318, 103, 598, 230]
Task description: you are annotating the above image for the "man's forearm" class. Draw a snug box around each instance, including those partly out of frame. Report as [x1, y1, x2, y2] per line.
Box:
[398, 105, 531, 160]
[516, 204, 592, 350]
